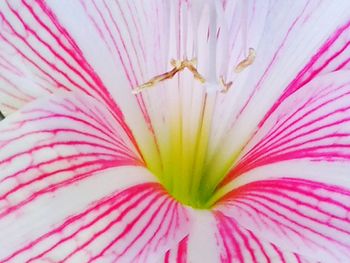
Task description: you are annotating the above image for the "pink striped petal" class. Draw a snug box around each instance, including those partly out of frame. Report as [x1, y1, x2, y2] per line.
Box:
[0, 91, 142, 220]
[213, 70, 350, 262]
[207, 1, 350, 175]
[0, 168, 189, 262]
[0, 47, 47, 116]
[220, 70, 350, 188]
[0, 0, 162, 171]
[165, 211, 317, 263]
[214, 211, 320, 263]
[216, 178, 350, 262]
[0, 0, 123, 113]
[160, 236, 188, 263]
[0, 0, 143, 135]
[0, 92, 189, 261]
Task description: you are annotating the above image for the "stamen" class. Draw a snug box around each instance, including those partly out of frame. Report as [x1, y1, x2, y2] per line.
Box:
[219, 76, 233, 93]
[234, 47, 256, 73]
[184, 59, 206, 84]
[133, 59, 206, 94]
[132, 66, 180, 94]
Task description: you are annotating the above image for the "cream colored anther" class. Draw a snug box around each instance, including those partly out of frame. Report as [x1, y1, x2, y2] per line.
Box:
[234, 48, 256, 73]
[133, 58, 206, 94]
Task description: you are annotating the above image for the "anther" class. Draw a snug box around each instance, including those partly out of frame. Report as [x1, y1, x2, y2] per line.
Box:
[234, 48, 256, 73]
[133, 59, 206, 94]
[184, 59, 206, 84]
[219, 76, 233, 93]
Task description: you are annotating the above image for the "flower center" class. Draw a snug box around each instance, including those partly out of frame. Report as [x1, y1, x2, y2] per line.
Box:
[155, 128, 229, 209]
[134, 57, 236, 209]
[131, 1, 255, 209]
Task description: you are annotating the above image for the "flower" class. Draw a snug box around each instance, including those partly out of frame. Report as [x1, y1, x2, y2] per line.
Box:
[1, 0, 350, 262]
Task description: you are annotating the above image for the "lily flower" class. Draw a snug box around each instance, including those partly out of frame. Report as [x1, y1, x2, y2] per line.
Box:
[2, 0, 350, 262]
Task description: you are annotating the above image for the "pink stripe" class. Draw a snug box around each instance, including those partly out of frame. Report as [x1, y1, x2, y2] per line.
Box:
[217, 178, 350, 260]
[87, 193, 166, 261]
[6, 184, 153, 262]
[6, 183, 180, 262]
[260, 19, 350, 126]
[0, 93, 141, 226]
[176, 236, 188, 263]
[2, 0, 142, 156]
[221, 74, 350, 187]
[213, 211, 308, 262]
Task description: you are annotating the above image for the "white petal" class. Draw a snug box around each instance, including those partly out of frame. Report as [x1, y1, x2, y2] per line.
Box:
[216, 177, 350, 262]
[207, 1, 350, 181]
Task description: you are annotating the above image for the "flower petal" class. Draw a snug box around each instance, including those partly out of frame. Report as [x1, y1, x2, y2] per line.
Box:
[213, 71, 350, 257]
[0, 167, 189, 262]
[0, 47, 49, 116]
[214, 211, 320, 263]
[49, 0, 183, 172]
[216, 178, 350, 262]
[219, 70, 350, 190]
[166, 211, 317, 263]
[0, 92, 189, 261]
[0, 0, 120, 112]
[0, 91, 141, 220]
[0, 0, 162, 171]
[206, 1, 350, 182]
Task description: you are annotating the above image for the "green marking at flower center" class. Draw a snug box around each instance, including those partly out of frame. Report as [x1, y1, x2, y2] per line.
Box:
[147, 118, 238, 209]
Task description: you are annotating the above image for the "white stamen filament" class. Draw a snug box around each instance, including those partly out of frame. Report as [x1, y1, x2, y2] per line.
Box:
[203, 0, 218, 91]
[133, 1, 254, 94]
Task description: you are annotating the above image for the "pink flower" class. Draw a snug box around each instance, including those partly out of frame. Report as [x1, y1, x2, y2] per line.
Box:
[1, 0, 350, 262]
